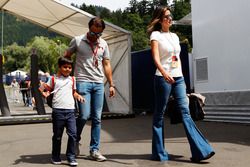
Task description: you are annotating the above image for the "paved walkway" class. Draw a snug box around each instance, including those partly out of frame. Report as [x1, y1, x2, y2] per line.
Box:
[0, 111, 250, 167]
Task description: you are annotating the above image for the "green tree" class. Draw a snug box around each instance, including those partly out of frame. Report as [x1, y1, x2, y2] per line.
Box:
[0, 12, 57, 46]
[128, 0, 139, 13]
[27, 36, 67, 74]
[171, 0, 192, 49]
[121, 13, 148, 51]
[171, 0, 191, 20]
[3, 43, 29, 73]
[1, 0, 192, 56]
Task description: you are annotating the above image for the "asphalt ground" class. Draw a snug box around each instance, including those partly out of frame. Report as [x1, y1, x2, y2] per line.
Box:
[0, 111, 250, 167]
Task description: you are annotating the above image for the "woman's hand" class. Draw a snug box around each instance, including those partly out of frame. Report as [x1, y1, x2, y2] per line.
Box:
[163, 72, 175, 84]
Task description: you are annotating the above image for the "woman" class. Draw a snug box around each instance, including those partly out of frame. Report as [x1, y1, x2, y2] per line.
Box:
[147, 6, 215, 162]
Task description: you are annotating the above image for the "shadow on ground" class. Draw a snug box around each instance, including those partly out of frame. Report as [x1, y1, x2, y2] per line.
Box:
[100, 115, 250, 146]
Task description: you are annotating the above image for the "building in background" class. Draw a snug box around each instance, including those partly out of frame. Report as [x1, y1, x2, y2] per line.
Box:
[192, 0, 250, 123]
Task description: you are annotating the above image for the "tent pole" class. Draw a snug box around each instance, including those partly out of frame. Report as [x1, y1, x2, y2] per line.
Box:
[1, 9, 3, 55]
[0, 54, 10, 116]
[30, 49, 46, 115]
[0, 10, 10, 117]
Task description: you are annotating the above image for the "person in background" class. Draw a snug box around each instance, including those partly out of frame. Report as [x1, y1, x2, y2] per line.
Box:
[147, 6, 215, 162]
[64, 17, 115, 162]
[24, 75, 33, 107]
[44, 72, 51, 82]
[19, 78, 29, 106]
[11, 78, 19, 103]
[40, 57, 84, 166]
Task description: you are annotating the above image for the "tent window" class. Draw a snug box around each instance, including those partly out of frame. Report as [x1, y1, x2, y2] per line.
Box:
[196, 57, 208, 81]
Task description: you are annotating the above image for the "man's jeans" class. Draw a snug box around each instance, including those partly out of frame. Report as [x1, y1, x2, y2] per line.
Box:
[52, 109, 76, 161]
[152, 76, 214, 161]
[76, 81, 104, 151]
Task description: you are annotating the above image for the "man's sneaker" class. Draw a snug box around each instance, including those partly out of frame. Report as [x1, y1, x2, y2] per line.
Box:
[68, 159, 78, 166]
[51, 158, 62, 165]
[75, 142, 81, 156]
[89, 150, 107, 162]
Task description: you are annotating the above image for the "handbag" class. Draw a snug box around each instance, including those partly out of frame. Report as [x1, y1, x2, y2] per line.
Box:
[188, 94, 205, 121]
[167, 93, 205, 124]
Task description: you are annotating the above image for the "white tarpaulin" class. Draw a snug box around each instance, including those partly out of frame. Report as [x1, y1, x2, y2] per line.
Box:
[8, 69, 27, 77]
[0, 0, 132, 114]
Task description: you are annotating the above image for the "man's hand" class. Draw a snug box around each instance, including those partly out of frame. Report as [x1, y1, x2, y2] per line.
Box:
[109, 86, 115, 98]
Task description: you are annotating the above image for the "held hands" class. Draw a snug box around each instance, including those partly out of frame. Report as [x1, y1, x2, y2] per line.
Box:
[76, 94, 85, 103]
[73, 91, 85, 103]
[42, 91, 51, 98]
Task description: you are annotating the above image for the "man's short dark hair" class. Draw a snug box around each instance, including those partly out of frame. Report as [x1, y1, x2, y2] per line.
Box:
[88, 17, 105, 30]
[58, 56, 73, 67]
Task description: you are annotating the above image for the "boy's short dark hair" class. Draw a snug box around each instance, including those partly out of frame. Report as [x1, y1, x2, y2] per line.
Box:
[58, 56, 73, 67]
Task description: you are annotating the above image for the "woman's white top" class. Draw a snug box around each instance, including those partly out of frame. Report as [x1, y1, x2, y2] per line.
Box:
[150, 31, 183, 77]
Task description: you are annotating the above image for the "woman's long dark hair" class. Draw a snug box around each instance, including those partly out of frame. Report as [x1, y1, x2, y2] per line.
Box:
[147, 6, 171, 35]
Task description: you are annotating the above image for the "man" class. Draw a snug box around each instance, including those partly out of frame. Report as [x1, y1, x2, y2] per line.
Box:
[64, 17, 115, 162]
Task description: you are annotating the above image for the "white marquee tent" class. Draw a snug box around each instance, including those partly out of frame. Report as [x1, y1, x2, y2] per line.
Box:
[8, 69, 27, 78]
[0, 0, 132, 114]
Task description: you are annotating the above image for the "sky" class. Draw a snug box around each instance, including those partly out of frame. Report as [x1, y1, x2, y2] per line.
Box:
[59, 0, 134, 11]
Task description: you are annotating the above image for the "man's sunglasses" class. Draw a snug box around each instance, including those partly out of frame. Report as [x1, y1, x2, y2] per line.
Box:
[89, 31, 102, 37]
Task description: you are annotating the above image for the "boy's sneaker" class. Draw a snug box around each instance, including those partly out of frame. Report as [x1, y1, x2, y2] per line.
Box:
[89, 150, 107, 162]
[75, 142, 81, 156]
[51, 158, 62, 165]
[68, 159, 78, 166]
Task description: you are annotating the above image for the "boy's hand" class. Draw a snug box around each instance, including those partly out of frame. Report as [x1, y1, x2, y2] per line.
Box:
[42, 91, 50, 98]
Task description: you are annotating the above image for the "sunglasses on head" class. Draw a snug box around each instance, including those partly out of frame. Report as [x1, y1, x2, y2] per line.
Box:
[162, 14, 173, 20]
[89, 31, 102, 37]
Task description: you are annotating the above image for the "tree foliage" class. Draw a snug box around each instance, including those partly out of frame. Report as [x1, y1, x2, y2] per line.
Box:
[0, 12, 57, 46]
[2, 0, 191, 73]
[3, 43, 29, 72]
[77, 0, 191, 51]
[3, 37, 67, 74]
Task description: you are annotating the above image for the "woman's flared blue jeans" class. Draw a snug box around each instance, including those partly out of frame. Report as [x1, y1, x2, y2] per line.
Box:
[152, 76, 214, 161]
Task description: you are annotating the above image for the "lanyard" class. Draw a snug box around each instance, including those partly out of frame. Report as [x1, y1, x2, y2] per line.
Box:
[166, 32, 177, 55]
[87, 42, 99, 68]
[165, 32, 179, 68]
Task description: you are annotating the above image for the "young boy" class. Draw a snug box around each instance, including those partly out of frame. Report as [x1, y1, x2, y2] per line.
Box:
[40, 57, 84, 166]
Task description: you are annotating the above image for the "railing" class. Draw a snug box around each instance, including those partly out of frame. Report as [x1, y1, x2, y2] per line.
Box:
[204, 105, 250, 124]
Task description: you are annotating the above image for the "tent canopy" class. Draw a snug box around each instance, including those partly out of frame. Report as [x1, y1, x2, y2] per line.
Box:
[0, 0, 133, 114]
[0, 0, 130, 39]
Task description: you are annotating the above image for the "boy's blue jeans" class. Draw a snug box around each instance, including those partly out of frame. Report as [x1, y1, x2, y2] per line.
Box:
[152, 76, 214, 161]
[76, 81, 104, 152]
[52, 108, 76, 161]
